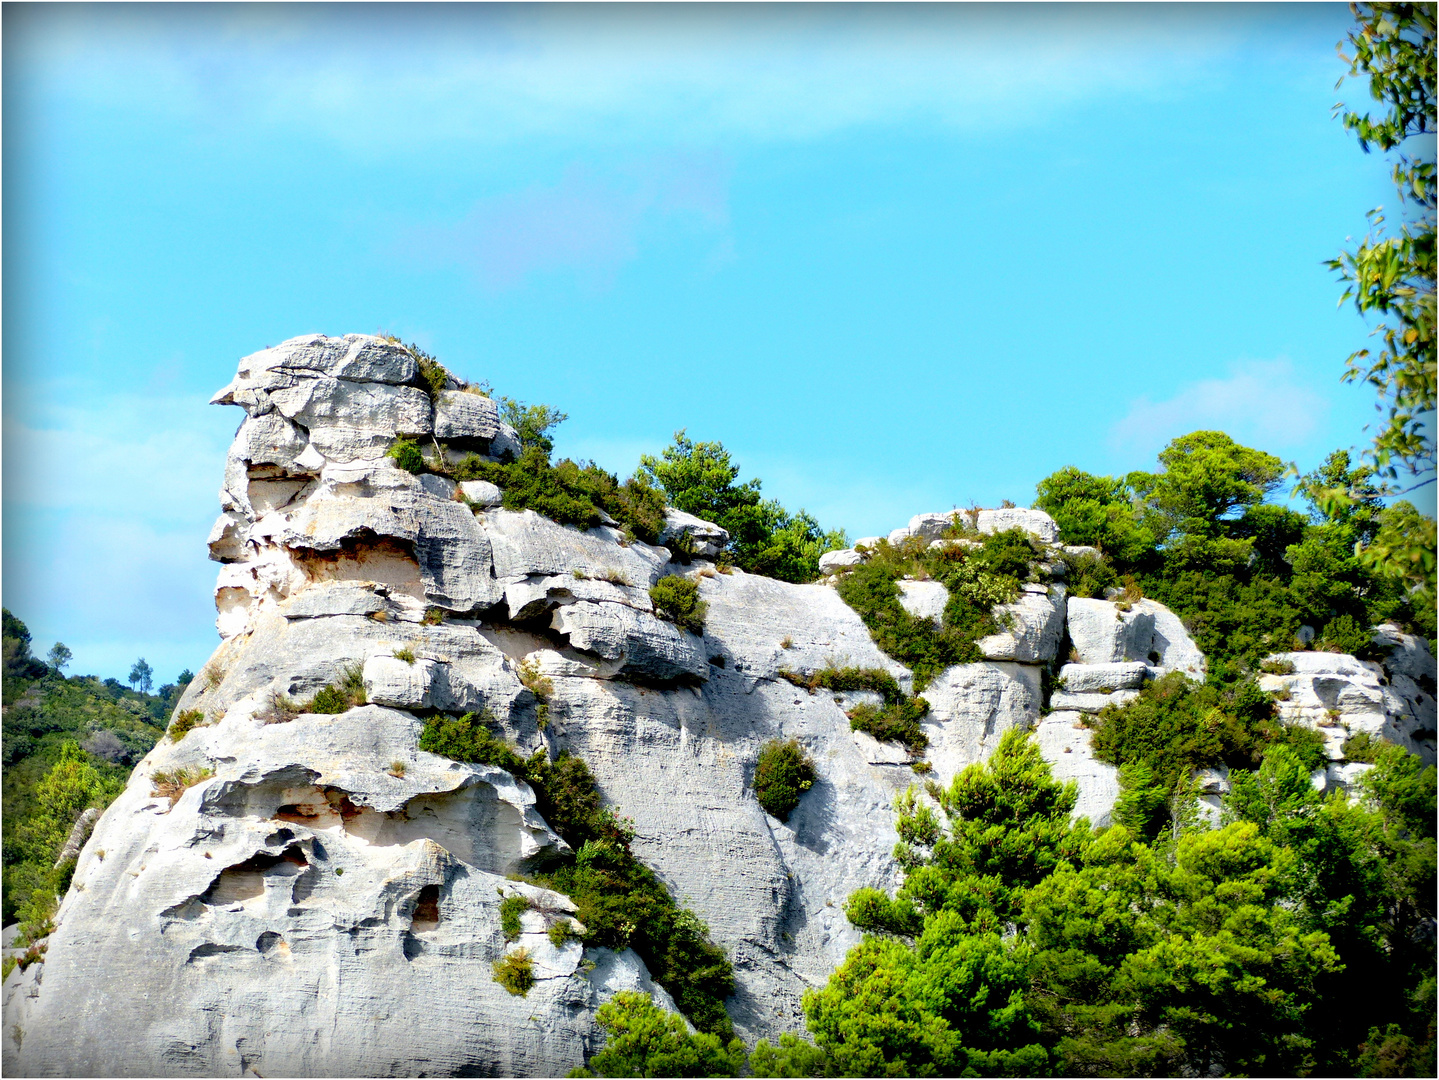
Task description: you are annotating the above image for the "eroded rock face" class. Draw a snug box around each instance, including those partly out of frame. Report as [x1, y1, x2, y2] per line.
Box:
[12, 334, 1427, 1076]
[1258, 634, 1437, 773]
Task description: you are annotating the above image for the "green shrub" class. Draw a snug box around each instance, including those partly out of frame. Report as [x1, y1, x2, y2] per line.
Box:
[638, 431, 845, 583]
[1260, 658, 1297, 675]
[649, 576, 707, 635]
[306, 665, 366, 714]
[753, 739, 815, 821]
[844, 887, 923, 937]
[1343, 731, 1386, 763]
[848, 698, 930, 754]
[547, 918, 580, 947]
[492, 948, 535, 996]
[778, 665, 903, 703]
[387, 437, 425, 474]
[1065, 550, 1119, 599]
[575, 991, 746, 1078]
[418, 713, 735, 1036]
[393, 648, 416, 665]
[1089, 672, 1314, 824]
[1275, 723, 1330, 773]
[1319, 614, 1376, 657]
[499, 894, 530, 941]
[168, 709, 205, 742]
[419, 710, 536, 776]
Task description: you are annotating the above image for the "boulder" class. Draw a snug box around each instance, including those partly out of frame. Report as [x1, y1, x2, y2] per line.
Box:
[975, 507, 1058, 544]
[363, 654, 436, 709]
[1059, 662, 1149, 693]
[658, 508, 730, 558]
[1050, 689, 1141, 713]
[905, 512, 959, 541]
[459, 479, 503, 507]
[818, 548, 864, 574]
[897, 580, 948, 625]
[1066, 598, 1155, 665]
[433, 389, 503, 443]
[976, 584, 1066, 663]
[550, 601, 709, 683]
[1136, 599, 1206, 678]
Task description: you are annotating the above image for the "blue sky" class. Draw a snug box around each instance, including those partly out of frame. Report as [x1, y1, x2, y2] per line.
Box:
[2, 2, 1426, 683]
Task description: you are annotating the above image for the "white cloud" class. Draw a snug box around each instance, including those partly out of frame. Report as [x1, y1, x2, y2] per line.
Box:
[1108, 358, 1329, 460]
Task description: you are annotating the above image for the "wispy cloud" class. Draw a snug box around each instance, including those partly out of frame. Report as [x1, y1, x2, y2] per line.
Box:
[6, 4, 1345, 149]
[405, 154, 731, 289]
[1108, 358, 1329, 460]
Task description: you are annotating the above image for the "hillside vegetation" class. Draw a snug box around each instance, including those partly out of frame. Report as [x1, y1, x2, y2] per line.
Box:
[2, 611, 185, 945]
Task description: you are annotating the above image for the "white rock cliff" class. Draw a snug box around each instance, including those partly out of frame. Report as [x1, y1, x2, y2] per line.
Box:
[6, 333, 1434, 1077]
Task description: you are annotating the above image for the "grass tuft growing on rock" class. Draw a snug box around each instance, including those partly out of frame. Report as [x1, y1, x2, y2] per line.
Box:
[499, 894, 530, 941]
[308, 665, 367, 714]
[150, 765, 214, 807]
[778, 664, 903, 702]
[753, 739, 815, 821]
[778, 664, 931, 755]
[168, 709, 206, 742]
[387, 437, 425, 475]
[418, 711, 735, 1036]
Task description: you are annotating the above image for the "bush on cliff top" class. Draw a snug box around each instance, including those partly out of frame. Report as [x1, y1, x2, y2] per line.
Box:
[639, 430, 847, 582]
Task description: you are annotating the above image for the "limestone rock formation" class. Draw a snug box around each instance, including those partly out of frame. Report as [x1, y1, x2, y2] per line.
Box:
[1258, 628, 1436, 791]
[7, 333, 1432, 1077]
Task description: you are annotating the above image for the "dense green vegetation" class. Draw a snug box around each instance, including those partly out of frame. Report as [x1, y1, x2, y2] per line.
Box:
[2, 610, 188, 937]
[649, 575, 708, 635]
[417, 711, 735, 1036]
[386, 348, 847, 580]
[603, 731, 1435, 1077]
[1035, 433, 1434, 682]
[1325, 2, 1435, 549]
[832, 529, 1038, 690]
[573, 991, 747, 1078]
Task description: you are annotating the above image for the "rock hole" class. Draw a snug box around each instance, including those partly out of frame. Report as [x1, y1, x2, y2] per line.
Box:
[203, 844, 309, 905]
[256, 931, 283, 954]
[411, 884, 441, 932]
[402, 933, 426, 960]
[187, 942, 247, 962]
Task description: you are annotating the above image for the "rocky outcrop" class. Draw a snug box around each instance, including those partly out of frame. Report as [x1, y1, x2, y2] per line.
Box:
[1258, 627, 1436, 792]
[9, 334, 1431, 1076]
